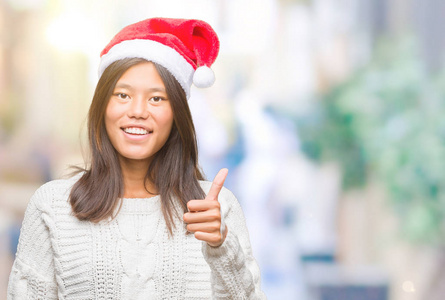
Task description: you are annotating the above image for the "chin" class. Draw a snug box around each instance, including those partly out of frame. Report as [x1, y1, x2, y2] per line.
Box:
[118, 151, 154, 162]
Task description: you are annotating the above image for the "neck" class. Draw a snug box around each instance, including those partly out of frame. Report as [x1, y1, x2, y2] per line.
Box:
[119, 157, 157, 198]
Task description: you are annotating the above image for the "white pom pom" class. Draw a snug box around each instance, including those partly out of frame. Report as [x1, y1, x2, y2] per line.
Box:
[193, 66, 215, 88]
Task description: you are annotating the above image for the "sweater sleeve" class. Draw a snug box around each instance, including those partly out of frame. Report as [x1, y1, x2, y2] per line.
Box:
[201, 187, 267, 299]
[7, 185, 58, 299]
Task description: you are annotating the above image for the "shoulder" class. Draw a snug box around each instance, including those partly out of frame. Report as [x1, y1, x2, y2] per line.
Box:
[30, 173, 82, 212]
[34, 173, 82, 198]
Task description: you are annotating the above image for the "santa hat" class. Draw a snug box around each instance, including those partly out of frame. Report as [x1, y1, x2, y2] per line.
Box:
[99, 18, 220, 99]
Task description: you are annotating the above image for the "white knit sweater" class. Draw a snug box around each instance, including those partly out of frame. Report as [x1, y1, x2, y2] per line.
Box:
[7, 175, 266, 299]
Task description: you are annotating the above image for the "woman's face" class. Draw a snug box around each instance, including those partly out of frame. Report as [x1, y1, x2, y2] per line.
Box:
[105, 61, 174, 165]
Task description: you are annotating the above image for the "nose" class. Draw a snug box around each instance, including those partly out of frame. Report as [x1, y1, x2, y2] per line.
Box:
[127, 97, 149, 119]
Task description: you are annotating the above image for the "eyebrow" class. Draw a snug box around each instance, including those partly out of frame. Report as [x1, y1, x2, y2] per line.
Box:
[114, 83, 166, 93]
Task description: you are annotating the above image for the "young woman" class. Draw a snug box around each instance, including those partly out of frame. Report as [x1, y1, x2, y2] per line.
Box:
[7, 18, 266, 299]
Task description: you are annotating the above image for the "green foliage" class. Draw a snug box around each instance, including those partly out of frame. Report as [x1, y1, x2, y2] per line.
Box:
[297, 37, 445, 244]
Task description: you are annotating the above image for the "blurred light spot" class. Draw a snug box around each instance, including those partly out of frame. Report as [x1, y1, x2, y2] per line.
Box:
[402, 281, 415, 293]
[46, 13, 99, 53]
[7, 0, 44, 10]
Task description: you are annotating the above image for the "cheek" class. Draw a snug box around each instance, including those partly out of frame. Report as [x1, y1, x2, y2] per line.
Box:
[104, 102, 118, 131]
[154, 105, 174, 135]
[162, 111, 174, 135]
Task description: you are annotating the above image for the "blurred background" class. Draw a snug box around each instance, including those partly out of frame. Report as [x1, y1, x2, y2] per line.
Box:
[1, 0, 445, 299]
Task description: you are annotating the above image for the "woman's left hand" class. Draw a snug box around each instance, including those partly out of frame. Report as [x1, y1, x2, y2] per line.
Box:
[183, 168, 228, 247]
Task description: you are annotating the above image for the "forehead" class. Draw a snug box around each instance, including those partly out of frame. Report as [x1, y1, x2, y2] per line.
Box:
[116, 61, 165, 91]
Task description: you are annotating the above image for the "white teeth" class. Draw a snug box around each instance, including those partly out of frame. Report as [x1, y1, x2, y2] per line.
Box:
[123, 127, 149, 135]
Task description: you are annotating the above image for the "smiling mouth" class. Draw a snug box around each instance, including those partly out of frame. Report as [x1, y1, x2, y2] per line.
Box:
[121, 127, 153, 135]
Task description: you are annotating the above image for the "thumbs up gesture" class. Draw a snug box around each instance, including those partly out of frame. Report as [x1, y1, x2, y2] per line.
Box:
[183, 168, 229, 247]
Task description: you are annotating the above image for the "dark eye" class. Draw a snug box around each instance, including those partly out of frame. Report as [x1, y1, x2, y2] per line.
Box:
[115, 93, 129, 100]
[149, 96, 163, 103]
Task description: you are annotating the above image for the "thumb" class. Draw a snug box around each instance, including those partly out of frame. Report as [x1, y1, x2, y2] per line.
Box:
[206, 168, 228, 201]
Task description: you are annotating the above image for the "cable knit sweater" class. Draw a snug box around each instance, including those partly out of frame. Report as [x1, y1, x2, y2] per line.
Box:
[7, 175, 266, 299]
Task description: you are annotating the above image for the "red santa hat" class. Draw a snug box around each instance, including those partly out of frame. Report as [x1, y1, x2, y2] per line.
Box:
[99, 18, 220, 99]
